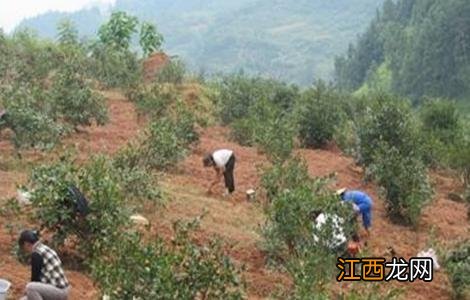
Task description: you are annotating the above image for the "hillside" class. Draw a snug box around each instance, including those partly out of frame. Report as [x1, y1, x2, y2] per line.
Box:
[16, 0, 385, 85]
[0, 90, 468, 299]
[334, 0, 470, 102]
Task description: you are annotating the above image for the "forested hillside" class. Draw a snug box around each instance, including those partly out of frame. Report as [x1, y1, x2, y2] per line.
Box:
[16, 0, 385, 85]
[335, 0, 470, 101]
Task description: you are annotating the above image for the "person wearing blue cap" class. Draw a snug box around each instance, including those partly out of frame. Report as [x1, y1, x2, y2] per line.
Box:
[337, 188, 373, 236]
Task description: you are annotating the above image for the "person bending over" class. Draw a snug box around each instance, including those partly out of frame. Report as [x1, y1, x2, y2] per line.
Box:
[203, 149, 236, 196]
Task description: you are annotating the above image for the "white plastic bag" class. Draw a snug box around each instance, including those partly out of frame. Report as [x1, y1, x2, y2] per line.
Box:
[417, 248, 440, 270]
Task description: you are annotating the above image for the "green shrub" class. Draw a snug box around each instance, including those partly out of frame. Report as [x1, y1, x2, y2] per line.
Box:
[90, 44, 140, 89]
[230, 98, 295, 162]
[0, 84, 62, 150]
[172, 101, 199, 145]
[129, 83, 175, 119]
[261, 157, 354, 259]
[91, 218, 245, 299]
[420, 98, 461, 144]
[448, 136, 470, 186]
[356, 94, 421, 167]
[286, 248, 334, 300]
[216, 74, 299, 124]
[370, 144, 432, 226]
[261, 157, 312, 201]
[140, 118, 187, 170]
[297, 83, 343, 148]
[155, 58, 186, 85]
[28, 156, 129, 257]
[7, 29, 62, 85]
[231, 117, 257, 146]
[50, 60, 108, 129]
[112, 144, 161, 203]
[445, 241, 470, 299]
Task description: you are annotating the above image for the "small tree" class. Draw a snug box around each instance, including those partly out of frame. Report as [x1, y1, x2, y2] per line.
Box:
[98, 11, 138, 50]
[420, 98, 461, 144]
[0, 84, 62, 150]
[445, 241, 470, 299]
[57, 19, 79, 47]
[297, 82, 342, 148]
[356, 94, 421, 167]
[370, 144, 432, 226]
[139, 22, 164, 57]
[50, 61, 108, 130]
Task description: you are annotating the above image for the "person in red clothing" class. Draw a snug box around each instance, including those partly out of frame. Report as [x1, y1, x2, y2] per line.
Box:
[347, 233, 362, 258]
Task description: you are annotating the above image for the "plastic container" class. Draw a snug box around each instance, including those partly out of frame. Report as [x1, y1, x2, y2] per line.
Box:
[0, 279, 11, 300]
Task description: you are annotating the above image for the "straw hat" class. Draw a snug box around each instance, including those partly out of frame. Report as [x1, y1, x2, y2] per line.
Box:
[335, 188, 347, 196]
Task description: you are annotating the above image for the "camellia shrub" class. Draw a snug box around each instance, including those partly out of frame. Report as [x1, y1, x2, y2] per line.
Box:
[50, 60, 108, 130]
[0, 84, 62, 150]
[446, 241, 470, 299]
[91, 218, 245, 300]
[356, 94, 421, 167]
[261, 157, 355, 259]
[370, 143, 432, 226]
[296, 82, 343, 148]
[28, 155, 129, 256]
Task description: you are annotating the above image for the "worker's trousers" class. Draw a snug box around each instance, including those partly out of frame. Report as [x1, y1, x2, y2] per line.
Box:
[223, 154, 236, 193]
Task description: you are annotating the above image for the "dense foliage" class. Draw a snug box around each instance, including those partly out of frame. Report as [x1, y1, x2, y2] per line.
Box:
[335, 0, 470, 101]
[296, 82, 343, 148]
[446, 241, 470, 299]
[92, 219, 245, 300]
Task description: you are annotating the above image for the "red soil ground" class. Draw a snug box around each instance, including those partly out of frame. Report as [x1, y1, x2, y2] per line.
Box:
[143, 52, 170, 83]
[0, 91, 468, 299]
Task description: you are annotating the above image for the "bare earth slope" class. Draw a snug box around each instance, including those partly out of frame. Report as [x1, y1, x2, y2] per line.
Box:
[0, 93, 468, 299]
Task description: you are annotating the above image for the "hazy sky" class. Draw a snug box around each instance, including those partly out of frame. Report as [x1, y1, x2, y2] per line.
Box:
[0, 0, 115, 32]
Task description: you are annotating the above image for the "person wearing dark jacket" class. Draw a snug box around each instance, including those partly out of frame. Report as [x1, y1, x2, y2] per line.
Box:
[203, 149, 236, 196]
[19, 230, 70, 300]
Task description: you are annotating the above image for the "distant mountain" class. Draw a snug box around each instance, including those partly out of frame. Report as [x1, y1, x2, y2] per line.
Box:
[17, 0, 385, 85]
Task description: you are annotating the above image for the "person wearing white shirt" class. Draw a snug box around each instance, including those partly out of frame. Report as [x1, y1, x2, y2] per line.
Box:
[310, 210, 347, 253]
[203, 149, 236, 196]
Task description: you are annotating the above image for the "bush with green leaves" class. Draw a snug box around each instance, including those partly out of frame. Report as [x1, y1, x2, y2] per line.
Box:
[128, 83, 176, 119]
[0, 84, 62, 150]
[261, 157, 355, 259]
[139, 118, 187, 170]
[90, 43, 141, 89]
[98, 11, 138, 50]
[261, 157, 312, 201]
[296, 82, 343, 148]
[370, 144, 432, 226]
[418, 98, 463, 167]
[6, 29, 62, 85]
[28, 156, 130, 257]
[155, 58, 186, 85]
[231, 97, 295, 162]
[171, 101, 200, 146]
[445, 241, 470, 299]
[356, 94, 422, 167]
[285, 248, 335, 300]
[112, 143, 162, 203]
[91, 218, 245, 300]
[215, 74, 299, 125]
[139, 21, 164, 57]
[420, 98, 461, 144]
[50, 60, 108, 130]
